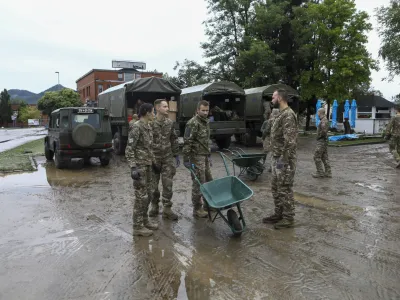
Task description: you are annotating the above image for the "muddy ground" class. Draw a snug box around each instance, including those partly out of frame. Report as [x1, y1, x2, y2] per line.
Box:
[0, 138, 399, 300]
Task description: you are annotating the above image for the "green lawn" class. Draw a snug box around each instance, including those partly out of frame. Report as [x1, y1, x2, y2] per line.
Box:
[328, 137, 385, 147]
[0, 138, 45, 172]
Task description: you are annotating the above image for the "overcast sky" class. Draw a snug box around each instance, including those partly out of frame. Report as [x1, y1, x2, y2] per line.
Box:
[0, 0, 398, 100]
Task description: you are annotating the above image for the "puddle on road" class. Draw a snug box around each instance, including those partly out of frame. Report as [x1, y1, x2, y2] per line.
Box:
[294, 192, 363, 214]
[0, 164, 49, 192]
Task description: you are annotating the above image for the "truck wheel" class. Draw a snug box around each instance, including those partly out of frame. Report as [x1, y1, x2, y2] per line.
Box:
[44, 141, 54, 161]
[215, 136, 231, 150]
[245, 130, 257, 146]
[113, 132, 125, 155]
[100, 158, 110, 166]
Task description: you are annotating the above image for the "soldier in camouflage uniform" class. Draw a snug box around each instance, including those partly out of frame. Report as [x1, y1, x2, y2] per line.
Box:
[263, 101, 271, 121]
[149, 99, 180, 220]
[183, 100, 213, 218]
[125, 103, 160, 237]
[263, 89, 298, 229]
[385, 106, 400, 168]
[312, 108, 332, 178]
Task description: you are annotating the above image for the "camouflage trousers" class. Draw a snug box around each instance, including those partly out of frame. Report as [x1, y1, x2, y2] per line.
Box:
[191, 155, 213, 209]
[263, 136, 271, 154]
[152, 157, 176, 207]
[313, 141, 331, 175]
[389, 136, 400, 162]
[132, 165, 154, 229]
[271, 156, 296, 219]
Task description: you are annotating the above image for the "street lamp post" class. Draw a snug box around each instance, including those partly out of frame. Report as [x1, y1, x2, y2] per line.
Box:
[55, 71, 60, 85]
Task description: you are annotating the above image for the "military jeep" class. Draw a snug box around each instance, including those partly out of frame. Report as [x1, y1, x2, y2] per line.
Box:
[44, 107, 113, 169]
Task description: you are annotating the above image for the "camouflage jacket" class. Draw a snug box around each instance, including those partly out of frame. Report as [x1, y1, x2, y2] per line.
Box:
[317, 116, 329, 141]
[125, 120, 155, 167]
[270, 106, 298, 161]
[386, 115, 400, 137]
[151, 117, 179, 159]
[183, 115, 211, 160]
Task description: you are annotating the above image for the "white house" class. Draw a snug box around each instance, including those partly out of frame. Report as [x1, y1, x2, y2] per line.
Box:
[352, 95, 396, 134]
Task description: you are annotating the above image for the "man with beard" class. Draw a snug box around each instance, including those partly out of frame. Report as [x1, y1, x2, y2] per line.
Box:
[263, 89, 298, 229]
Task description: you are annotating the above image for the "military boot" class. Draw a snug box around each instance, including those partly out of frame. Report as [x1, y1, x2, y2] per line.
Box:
[274, 218, 294, 229]
[144, 219, 159, 230]
[324, 172, 332, 178]
[193, 207, 208, 218]
[262, 214, 283, 224]
[312, 173, 325, 178]
[133, 226, 153, 237]
[162, 206, 178, 220]
[149, 204, 160, 217]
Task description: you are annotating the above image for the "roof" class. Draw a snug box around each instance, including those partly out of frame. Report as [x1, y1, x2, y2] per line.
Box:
[76, 69, 163, 83]
[355, 95, 395, 107]
[181, 81, 245, 96]
[245, 84, 299, 96]
[98, 77, 181, 96]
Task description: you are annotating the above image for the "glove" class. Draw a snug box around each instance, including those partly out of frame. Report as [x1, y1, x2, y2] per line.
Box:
[208, 155, 212, 167]
[131, 167, 141, 180]
[152, 162, 161, 174]
[276, 157, 287, 170]
[175, 156, 180, 167]
[183, 157, 192, 169]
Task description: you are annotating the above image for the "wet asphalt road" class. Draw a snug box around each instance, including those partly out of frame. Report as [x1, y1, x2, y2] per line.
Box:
[0, 138, 399, 300]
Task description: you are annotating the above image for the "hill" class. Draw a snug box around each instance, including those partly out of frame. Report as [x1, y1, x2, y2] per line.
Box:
[8, 84, 67, 104]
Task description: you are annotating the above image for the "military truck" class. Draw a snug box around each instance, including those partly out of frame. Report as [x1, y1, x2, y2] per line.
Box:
[244, 84, 300, 145]
[180, 81, 247, 149]
[44, 107, 113, 169]
[98, 77, 181, 154]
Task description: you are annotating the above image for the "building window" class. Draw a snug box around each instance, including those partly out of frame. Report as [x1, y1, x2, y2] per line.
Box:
[118, 73, 123, 80]
[98, 84, 103, 94]
[376, 107, 391, 119]
[108, 84, 112, 88]
[357, 106, 372, 119]
[83, 89, 86, 98]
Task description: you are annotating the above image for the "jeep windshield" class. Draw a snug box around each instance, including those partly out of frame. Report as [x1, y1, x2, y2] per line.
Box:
[72, 113, 101, 128]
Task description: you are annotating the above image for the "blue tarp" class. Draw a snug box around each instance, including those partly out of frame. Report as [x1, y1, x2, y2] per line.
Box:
[328, 134, 359, 142]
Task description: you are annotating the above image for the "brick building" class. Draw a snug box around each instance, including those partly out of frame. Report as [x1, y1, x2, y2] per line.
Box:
[76, 69, 163, 104]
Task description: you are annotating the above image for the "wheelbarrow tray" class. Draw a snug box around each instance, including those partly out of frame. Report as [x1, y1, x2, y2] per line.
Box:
[236, 153, 266, 159]
[232, 156, 265, 168]
[200, 175, 253, 209]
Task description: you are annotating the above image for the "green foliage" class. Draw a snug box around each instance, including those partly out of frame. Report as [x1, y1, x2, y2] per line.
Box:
[171, 59, 210, 88]
[0, 89, 12, 124]
[392, 93, 400, 105]
[18, 106, 42, 123]
[376, 0, 400, 80]
[37, 89, 81, 115]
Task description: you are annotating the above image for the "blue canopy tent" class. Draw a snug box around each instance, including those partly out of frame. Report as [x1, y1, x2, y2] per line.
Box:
[315, 99, 322, 126]
[344, 99, 350, 119]
[331, 99, 338, 129]
[350, 99, 357, 128]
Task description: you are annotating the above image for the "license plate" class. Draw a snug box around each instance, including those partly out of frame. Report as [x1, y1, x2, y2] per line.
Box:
[77, 108, 94, 113]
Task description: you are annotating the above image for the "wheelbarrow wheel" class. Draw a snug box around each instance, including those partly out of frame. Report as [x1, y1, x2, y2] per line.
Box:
[246, 166, 259, 181]
[255, 162, 264, 173]
[227, 209, 242, 237]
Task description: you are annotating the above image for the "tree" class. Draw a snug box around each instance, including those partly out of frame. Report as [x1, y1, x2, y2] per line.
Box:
[352, 83, 383, 97]
[392, 94, 400, 105]
[376, 0, 400, 81]
[0, 89, 12, 125]
[201, 0, 257, 82]
[171, 59, 210, 88]
[37, 89, 82, 115]
[18, 106, 41, 123]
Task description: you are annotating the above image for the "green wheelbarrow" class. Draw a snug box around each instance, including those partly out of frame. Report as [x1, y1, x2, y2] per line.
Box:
[189, 153, 254, 237]
[220, 147, 267, 181]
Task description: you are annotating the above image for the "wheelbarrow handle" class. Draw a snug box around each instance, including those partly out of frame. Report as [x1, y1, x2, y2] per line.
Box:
[216, 151, 232, 176]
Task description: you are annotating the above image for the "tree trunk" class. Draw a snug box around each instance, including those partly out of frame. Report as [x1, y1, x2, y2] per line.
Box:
[327, 101, 331, 124]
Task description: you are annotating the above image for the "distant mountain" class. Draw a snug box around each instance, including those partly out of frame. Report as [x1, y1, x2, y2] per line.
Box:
[8, 84, 67, 104]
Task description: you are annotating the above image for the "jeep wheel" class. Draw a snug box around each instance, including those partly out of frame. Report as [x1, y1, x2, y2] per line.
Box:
[44, 141, 54, 161]
[54, 146, 68, 169]
[215, 136, 231, 150]
[113, 132, 125, 155]
[100, 157, 110, 166]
